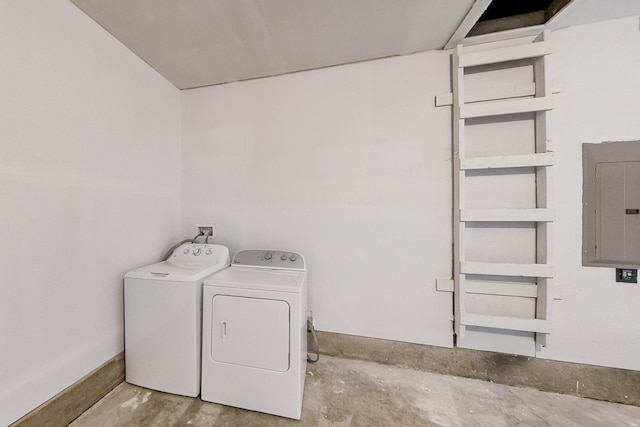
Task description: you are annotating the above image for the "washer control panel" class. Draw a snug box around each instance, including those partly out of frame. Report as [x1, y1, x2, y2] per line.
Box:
[232, 250, 305, 270]
[172, 243, 218, 259]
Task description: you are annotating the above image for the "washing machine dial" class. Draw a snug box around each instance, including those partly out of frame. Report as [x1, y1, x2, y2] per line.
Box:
[183, 248, 190, 254]
[264, 253, 272, 260]
[206, 249, 212, 255]
[289, 255, 297, 262]
[280, 254, 288, 261]
[193, 248, 202, 256]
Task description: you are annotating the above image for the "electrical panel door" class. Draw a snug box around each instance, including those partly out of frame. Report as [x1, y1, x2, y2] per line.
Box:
[583, 141, 640, 267]
[596, 162, 640, 263]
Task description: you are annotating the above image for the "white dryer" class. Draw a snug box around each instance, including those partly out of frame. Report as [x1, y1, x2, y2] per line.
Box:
[201, 250, 308, 419]
[124, 243, 230, 397]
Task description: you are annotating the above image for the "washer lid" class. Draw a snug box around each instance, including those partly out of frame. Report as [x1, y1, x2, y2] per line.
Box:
[125, 260, 229, 282]
[125, 243, 230, 282]
[204, 267, 305, 293]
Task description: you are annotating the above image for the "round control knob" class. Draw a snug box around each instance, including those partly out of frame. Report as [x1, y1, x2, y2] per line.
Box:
[206, 249, 212, 255]
[264, 253, 272, 260]
[280, 254, 288, 261]
[193, 248, 201, 256]
[183, 249, 190, 254]
[289, 255, 297, 262]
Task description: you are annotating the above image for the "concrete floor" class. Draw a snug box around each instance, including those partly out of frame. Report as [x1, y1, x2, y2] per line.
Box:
[70, 355, 640, 427]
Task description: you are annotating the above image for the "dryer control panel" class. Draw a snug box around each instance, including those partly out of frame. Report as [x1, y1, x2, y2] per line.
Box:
[232, 250, 305, 271]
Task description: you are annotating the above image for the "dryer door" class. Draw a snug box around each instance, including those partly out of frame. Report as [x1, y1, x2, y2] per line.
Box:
[210, 295, 290, 372]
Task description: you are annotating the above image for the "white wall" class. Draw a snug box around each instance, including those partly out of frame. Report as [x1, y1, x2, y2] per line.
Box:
[537, 16, 640, 370]
[182, 15, 640, 371]
[181, 51, 454, 347]
[0, 2, 181, 425]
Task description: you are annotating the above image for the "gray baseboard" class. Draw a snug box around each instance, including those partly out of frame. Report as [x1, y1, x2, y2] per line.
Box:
[312, 331, 640, 406]
[10, 353, 125, 427]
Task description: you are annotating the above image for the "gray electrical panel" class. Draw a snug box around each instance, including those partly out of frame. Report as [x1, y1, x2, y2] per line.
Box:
[583, 141, 640, 268]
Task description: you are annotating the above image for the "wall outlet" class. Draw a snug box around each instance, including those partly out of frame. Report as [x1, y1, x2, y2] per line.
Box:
[306, 310, 314, 331]
[196, 224, 216, 238]
[616, 268, 637, 283]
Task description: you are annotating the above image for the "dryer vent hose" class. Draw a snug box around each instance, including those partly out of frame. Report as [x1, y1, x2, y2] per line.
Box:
[307, 317, 320, 364]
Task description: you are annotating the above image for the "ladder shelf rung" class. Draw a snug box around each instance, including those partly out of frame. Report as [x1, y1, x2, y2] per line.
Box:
[458, 40, 551, 68]
[460, 152, 554, 170]
[461, 313, 552, 333]
[466, 281, 538, 298]
[461, 208, 554, 222]
[460, 96, 552, 119]
[461, 261, 554, 278]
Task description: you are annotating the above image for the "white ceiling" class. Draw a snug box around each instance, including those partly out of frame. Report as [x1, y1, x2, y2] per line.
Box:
[70, 0, 476, 89]
[70, 0, 640, 90]
[547, 0, 640, 30]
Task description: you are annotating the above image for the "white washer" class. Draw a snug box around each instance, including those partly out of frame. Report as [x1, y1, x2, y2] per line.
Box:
[201, 249, 307, 420]
[124, 243, 230, 397]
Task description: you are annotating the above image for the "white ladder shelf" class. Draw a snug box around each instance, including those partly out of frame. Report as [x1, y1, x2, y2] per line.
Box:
[453, 31, 555, 347]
